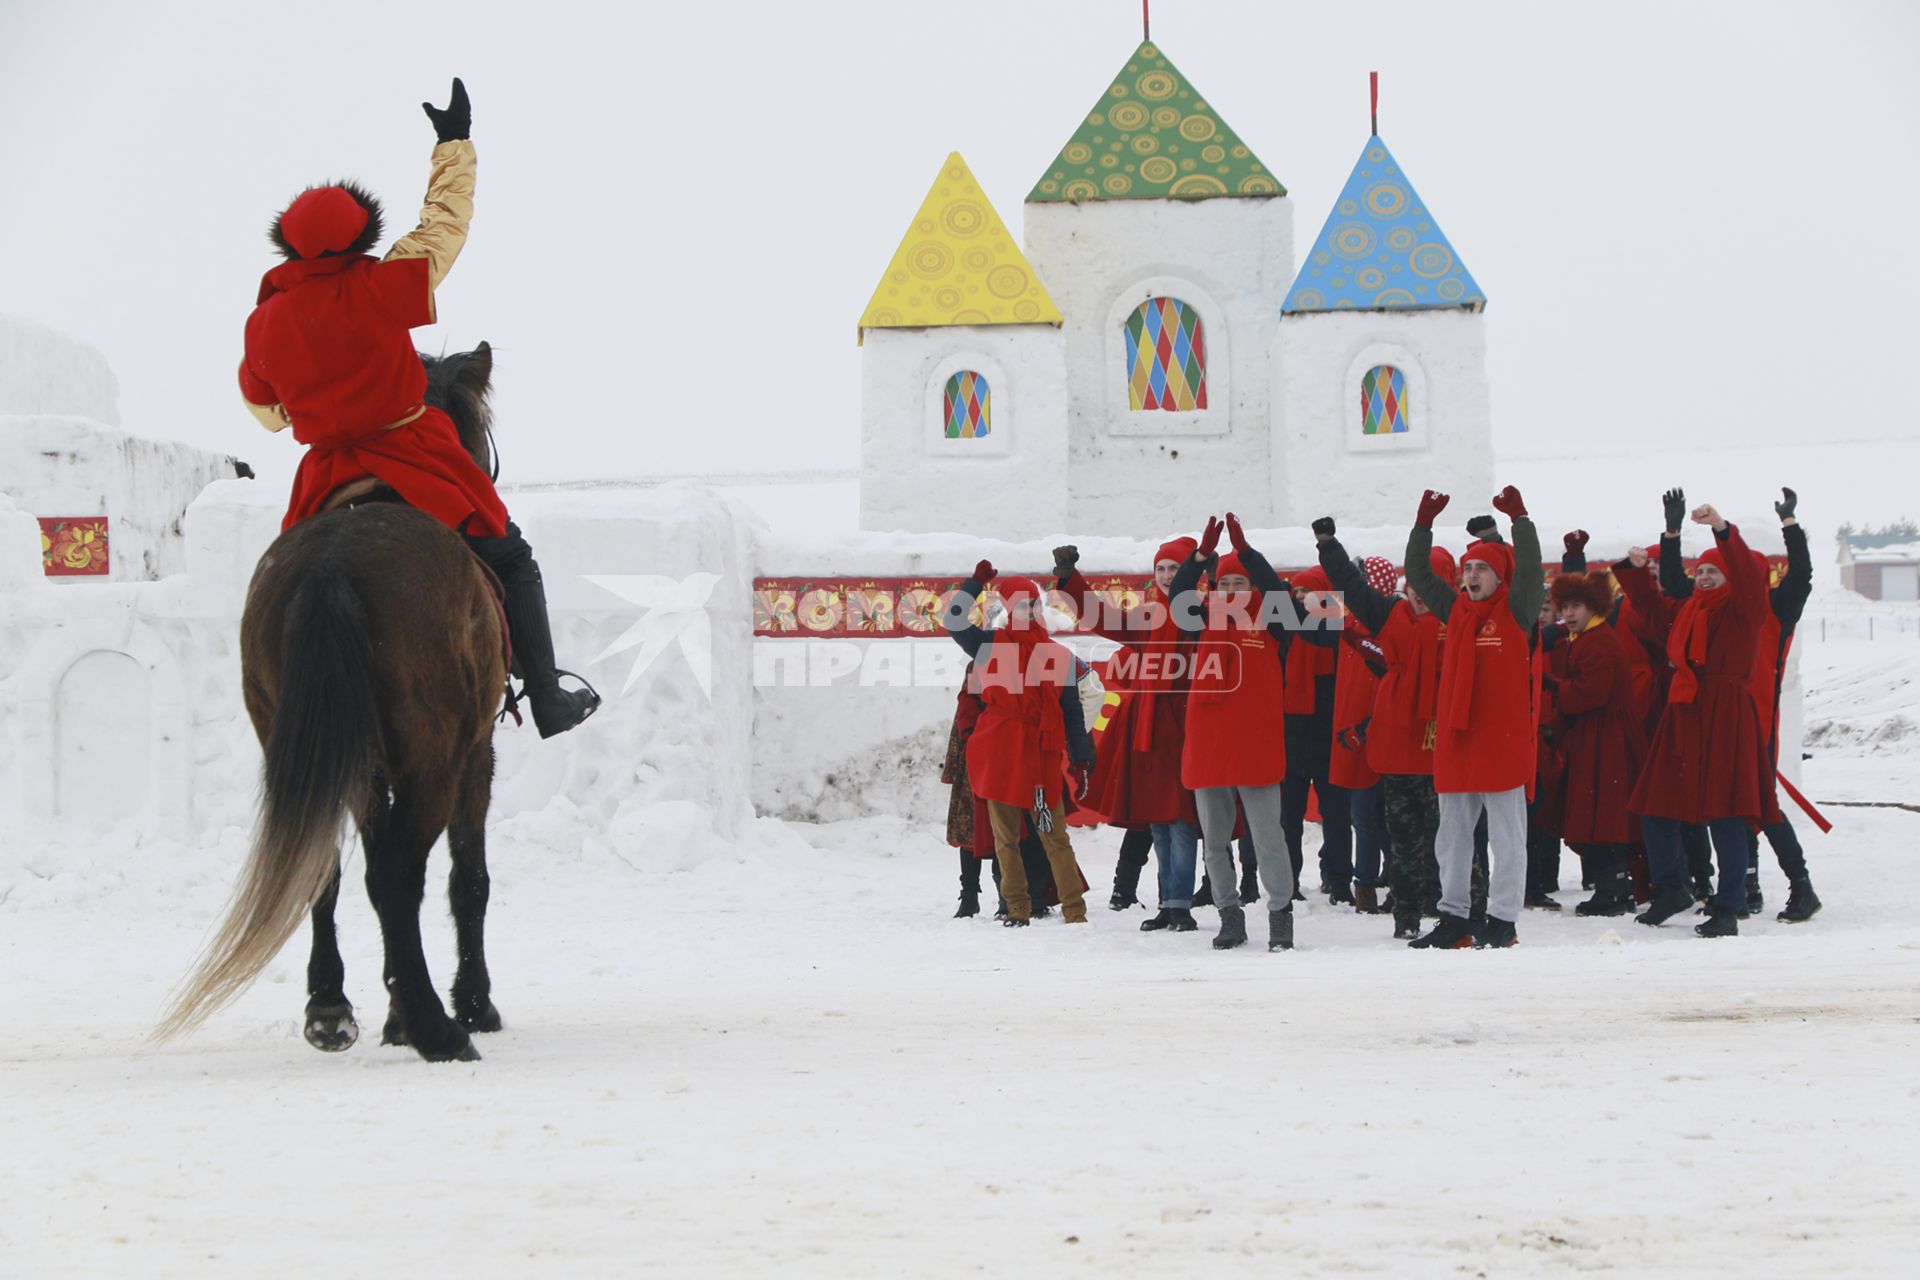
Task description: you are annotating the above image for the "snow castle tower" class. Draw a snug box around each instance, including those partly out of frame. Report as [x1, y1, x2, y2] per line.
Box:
[858, 152, 1068, 541]
[1271, 88, 1494, 526]
[1023, 39, 1292, 535]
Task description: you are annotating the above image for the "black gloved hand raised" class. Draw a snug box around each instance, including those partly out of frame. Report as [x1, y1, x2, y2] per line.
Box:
[1465, 515, 1497, 540]
[1312, 516, 1336, 540]
[1775, 487, 1798, 521]
[1662, 487, 1686, 534]
[1051, 545, 1079, 577]
[423, 77, 471, 143]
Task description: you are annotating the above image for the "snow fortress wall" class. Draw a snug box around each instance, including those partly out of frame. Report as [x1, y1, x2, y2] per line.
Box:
[0, 313, 122, 426]
[859, 325, 1068, 540]
[1271, 309, 1495, 528]
[1023, 197, 1294, 535]
[1, 481, 1805, 835]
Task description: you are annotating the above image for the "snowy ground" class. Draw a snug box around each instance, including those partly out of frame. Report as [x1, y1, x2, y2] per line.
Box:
[5, 624, 1919, 1276]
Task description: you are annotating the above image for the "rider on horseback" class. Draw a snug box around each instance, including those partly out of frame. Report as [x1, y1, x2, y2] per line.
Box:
[238, 78, 598, 739]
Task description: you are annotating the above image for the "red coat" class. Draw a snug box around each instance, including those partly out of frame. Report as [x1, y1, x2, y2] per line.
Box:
[1329, 624, 1383, 790]
[1183, 606, 1287, 790]
[1062, 571, 1196, 826]
[1531, 630, 1570, 830]
[1365, 601, 1444, 777]
[1548, 620, 1647, 844]
[241, 253, 508, 537]
[1433, 590, 1534, 795]
[966, 630, 1076, 809]
[1749, 612, 1789, 825]
[1621, 525, 1771, 823]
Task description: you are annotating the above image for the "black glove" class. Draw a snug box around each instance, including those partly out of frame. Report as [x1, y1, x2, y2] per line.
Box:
[1311, 516, 1336, 540]
[1051, 545, 1079, 578]
[1775, 487, 1798, 521]
[1465, 514, 1498, 540]
[1662, 487, 1686, 533]
[423, 77, 472, 143]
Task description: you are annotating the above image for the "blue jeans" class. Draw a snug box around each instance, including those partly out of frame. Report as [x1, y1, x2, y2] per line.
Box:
[1349, 781, 1387, 889]
[1644, 815, 1751, 916]
[1151, 821, 1201, 910]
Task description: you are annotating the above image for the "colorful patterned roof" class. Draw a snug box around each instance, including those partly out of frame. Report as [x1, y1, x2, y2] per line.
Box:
[859, 152, 1063, 343]
[1282, 135, 1485, 314]
[1027, 41, 1283, 203]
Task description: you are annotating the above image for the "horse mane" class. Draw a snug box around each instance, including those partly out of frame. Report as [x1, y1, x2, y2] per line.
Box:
[421, 342, 495, 477]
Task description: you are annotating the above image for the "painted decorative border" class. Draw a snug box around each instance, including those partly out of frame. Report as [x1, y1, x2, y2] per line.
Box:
[39, 517, 110, 577]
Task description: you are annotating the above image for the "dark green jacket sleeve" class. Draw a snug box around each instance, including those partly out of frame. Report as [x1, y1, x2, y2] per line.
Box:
[1508, 517, 1544, 631]
[1404, 525, 1455, 623]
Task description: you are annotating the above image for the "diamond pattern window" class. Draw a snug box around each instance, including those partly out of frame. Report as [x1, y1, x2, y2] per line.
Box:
[1124, 298, 1207, 412]
[943, 371, 990, 439]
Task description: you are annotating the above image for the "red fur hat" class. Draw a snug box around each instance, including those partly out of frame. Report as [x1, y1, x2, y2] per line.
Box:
[271, 182, 381, 260]
[1550, 572, 1614, 616]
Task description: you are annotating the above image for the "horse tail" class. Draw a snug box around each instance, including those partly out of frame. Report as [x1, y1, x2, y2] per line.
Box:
[156, 571, 379, 1040]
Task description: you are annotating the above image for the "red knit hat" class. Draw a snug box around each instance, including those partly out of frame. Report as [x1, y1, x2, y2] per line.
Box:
[1695, 546, 1726, 576]
[1292, 566, 1332, 593]
[278, 185, 371, 259]
[996, 576, 1042, 607]
[1214, 553, 1249, 582]
[1155, 536, 1198, 566]
[1428, 546, 1459, 586]
[1464, 539, 1515, 583]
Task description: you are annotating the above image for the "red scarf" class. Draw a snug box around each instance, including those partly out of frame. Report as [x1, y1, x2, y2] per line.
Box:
[1665, 581, 1734, 705]
[1439, 585, 1508, 732]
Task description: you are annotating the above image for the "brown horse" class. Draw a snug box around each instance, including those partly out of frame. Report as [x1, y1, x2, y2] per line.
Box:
[157, 344, 510, 1063]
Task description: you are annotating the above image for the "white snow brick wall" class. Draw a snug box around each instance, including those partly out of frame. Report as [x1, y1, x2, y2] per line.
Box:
[1271, 308, 1496, 528]
[1023, 196, 1294, 535]
[859, 325, 1069, 540]
[0, 312, 122, 426]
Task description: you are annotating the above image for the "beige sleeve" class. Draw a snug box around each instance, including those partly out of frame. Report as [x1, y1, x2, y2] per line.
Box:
[382, 139, 476, 292]
[239, 362, 291, 432]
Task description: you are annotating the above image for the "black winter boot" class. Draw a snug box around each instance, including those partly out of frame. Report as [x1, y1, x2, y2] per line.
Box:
[1689, 873, 1714, 903]
[1744, 866, 1764, 918]
[1353, 885, 1382, 914]
[1268, 908, 1294, 952]
[1212, 905, 1247, 950]
[1139, 909, 1175, 932]
[1410, 913, 1475, 950]
[1695, 910, 1739, 938]
[1475, 917, 1518, 949]
[1193, 875, 1214, 908]
[501, 576, 601, 738]
[1777, 878, 1822, 923]
[954, 889, 980, 919]
[1637, 885, 1695, 927]
[1239, 865, 1261, 907]
[1576, 852, 1635, 917]
[1170, 909, 1198, 932]
[1392, 914, 1422, 940]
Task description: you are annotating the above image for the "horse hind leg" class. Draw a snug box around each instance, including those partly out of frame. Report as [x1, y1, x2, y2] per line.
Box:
[367, 787, 478, 1063]
[448, 743, 501, 1033]
[302, 866, 359, 1052]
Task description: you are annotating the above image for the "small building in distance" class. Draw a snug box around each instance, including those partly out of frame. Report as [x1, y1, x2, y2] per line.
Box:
[1836, 523, 1920, 601]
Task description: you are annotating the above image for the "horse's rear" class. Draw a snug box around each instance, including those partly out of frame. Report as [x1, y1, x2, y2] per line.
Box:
[158, 502, 504, 1062]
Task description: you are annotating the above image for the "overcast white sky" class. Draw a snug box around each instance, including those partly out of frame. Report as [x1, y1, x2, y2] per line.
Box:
[4, 0, 1917, 513]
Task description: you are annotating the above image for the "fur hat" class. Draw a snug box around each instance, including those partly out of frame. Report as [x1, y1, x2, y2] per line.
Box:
[1550, 571, 1614, 616]
[270, 181, 384, 260]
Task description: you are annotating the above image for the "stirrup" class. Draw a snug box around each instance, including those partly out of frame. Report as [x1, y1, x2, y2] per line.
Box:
[554, 669, 603, 722]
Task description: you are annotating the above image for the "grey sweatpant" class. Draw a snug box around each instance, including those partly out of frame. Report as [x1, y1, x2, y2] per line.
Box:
[1195, 784, 1296, 910]
[1438, 786, 1528, 924]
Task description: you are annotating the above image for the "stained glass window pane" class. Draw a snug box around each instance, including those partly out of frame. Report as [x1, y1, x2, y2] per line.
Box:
[943, 371, 990, 439]
[1360, 364, 1408, 435]
[1124, 298, 1208, 412]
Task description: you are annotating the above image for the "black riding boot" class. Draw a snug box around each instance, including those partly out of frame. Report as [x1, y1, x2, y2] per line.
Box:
[469, 522, 601, 739]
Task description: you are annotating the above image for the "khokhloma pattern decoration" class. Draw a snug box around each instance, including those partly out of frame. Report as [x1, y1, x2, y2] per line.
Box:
[1361, 364, 1408, 434]
[1125, 297, 1207, 412]
[944, 371, 990, 438]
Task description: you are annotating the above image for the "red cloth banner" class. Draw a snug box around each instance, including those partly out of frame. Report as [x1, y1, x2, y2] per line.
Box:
[39, 517, 110, 576]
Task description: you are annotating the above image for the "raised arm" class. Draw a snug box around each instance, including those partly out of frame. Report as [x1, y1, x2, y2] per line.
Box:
[1658, 533, 1694, 601]
[943, 561, 996, 658]
[1055, 546, 1166, 643]
[383, 80, 476, 298]
[1561, 528, 1589, 575]
[1494, 488, 1545, 631]
[1404, 490, 1456, 623]
[1611, 550, 1677, 644]
[1704, 511, 1767, 624]
[1315, 519, 1397, 635]
[1167, 553, 1208, 637]
[1774, 489, 1812, 628]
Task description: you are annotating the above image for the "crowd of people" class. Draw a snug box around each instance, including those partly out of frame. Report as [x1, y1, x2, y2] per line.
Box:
[938, 485, 1822, 951]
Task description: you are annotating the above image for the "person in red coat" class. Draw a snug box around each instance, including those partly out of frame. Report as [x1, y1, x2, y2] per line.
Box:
[1544, 572, 1648, 916]
[1171, 515, 1300, 952]
[237, 80, 597, 739]
[1328, 556, 1395, 913]
[946, 564, 1094, 925]
[1617, 503, 1772, 937]
[1054, 538, 1205, 931]
[1402, 486, 1545, 950]
[1314, 516, 1453, 938]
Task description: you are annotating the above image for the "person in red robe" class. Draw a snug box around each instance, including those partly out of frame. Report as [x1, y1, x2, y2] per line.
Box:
[1544, 572, 1648, 916]
[1171, 515, 1300, 952]
[237, 80, 597, 738]
[1402, 486, 1545, 950]
[1616, 503, 1772, 937]
[1054, 538, 1204, 931]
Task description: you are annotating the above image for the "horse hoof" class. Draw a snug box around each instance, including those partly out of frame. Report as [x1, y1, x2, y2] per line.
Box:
[419, 1034, 481, 1064]
[456, 1001, 502, 1034]
[381, 1014, 408, 1048]
[304, 1011, 360, 1053]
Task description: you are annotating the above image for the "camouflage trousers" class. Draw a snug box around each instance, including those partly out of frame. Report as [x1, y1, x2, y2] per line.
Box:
[1381, 773, 1487, 926]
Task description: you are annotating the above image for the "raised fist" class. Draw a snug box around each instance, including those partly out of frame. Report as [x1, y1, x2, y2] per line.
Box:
[1415, 490, 1451, 527]
[1466, 515, 1498, 540]
[1564, 529, 1589, 554]
[972, 559, 996, 584]
[1690, 503, 1725, 530]
[1312, 516, 1336, 541]
[1051, 545, 1079, 576]
[1491, 485, 1527, 520]
[1775, 487, 1798, 521]
[1626, 544, 1649, 570]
